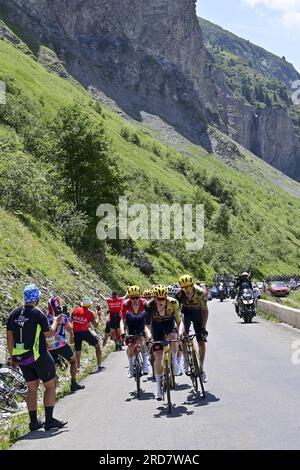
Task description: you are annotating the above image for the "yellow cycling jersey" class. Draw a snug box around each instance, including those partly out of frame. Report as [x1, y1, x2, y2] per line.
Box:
[176, 285, 207, 311]
[145, 297, 181, 326]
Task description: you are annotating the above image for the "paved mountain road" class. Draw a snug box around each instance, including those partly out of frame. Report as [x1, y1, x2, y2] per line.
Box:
[11, 300, 300, 450]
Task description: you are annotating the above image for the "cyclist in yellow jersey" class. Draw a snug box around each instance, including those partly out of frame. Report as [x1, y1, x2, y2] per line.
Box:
[145, 285, 182, 400]
[176, 274, 209, 383]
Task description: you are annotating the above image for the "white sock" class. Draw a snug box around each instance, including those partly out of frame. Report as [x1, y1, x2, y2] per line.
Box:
[142, 352, 149, 366]
[156, 374, 162, 395]
[177, 354, 183, 366]
[172, 353, 178, 369]
[128, 357, 134, 368]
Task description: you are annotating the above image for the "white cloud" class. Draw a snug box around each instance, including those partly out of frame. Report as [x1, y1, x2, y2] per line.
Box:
[243, 0, 300, 11]
[283, 10, 300, 27]
[243, 0, 300, 28]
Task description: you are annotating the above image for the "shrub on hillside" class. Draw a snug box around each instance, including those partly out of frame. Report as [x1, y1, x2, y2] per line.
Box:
[46, 104, 125, 217]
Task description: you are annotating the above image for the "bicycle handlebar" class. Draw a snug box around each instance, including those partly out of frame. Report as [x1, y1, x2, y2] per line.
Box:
[148, 339, 179, 345]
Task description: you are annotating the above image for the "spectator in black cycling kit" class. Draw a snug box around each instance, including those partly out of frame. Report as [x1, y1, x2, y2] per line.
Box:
[6, 284, 67, 432]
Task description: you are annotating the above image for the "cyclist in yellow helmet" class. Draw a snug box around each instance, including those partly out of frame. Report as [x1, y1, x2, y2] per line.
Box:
[142, 289, 153, 300]
[176, 274, 209, 383]
[145, 285, 182, 400]
[120, 286, 149, 377]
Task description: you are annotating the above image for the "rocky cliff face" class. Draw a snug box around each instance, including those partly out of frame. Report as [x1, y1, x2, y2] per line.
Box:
[253, 107, 300, 180]
[1, 0, 220, 142]
[201, 17, 300, 181]
[1, 0, 299, 180]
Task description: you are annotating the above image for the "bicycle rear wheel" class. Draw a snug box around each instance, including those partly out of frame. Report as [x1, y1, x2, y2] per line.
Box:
[0, 388, 19, 413]
[0, 366, 27, 395]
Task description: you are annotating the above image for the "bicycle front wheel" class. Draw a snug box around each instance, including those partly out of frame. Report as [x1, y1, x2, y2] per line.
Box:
[135, 355, 142, 399]
[194, 352, 206, 398]
[163, 364, 172, 414]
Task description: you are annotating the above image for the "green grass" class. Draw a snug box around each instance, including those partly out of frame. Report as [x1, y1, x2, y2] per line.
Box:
[257, 310, 282, 323]
[279, 291, 300, 310]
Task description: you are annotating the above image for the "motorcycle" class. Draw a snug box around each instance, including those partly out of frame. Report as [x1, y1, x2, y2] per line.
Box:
[218, 283, 227, 302]
[228, 284, 236, 299]
[210, 286, 218, 299]
[237, 288, 256, 323]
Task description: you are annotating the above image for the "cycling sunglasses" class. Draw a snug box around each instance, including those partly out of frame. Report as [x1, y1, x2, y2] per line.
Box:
[155, 297, 167, 302]
[130, 296, 140, 300]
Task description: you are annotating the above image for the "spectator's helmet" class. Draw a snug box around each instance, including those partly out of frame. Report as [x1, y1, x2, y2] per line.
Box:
[24, 284, 41, 304]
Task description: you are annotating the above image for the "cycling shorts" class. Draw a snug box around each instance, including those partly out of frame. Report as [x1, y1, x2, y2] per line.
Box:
[74, 330, 99, 352]
[49, 343, 74, 363]
[183, 309, 208, 343]
[152, 317, 177, 343]
[126, 316, 145, 338]
[20, 352, 56, 384]
[110, 314, 121, 330]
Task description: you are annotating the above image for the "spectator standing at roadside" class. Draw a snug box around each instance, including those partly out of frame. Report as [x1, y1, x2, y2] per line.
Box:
[6, 284, 67, 431]
[70, 298, 104, 372]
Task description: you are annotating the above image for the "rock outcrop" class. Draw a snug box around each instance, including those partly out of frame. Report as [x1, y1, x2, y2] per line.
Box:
[1, 0, 220, 143]
[1, 0, 300, 180]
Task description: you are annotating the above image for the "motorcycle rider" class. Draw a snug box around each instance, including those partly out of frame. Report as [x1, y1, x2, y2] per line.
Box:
[234, 272, 253, 314]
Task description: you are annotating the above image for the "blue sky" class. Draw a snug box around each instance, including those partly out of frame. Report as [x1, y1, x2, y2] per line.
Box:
[196, 0, 300, 71]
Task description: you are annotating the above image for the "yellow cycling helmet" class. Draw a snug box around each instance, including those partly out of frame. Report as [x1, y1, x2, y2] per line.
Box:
[143, 289, 153, 298]
[179, 274, 194, 288]
[153, 285, 168, 298]
[127, 285, 142, 297]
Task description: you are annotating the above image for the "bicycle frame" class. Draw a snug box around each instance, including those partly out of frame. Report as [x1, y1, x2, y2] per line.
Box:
[151, 339, 178, 413]
[126, 335, 144, 398]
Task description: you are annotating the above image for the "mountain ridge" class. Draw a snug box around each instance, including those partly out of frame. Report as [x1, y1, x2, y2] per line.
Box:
[0, 0, 299, 181]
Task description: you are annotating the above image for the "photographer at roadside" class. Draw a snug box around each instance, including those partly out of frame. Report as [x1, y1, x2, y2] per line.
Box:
[6, 284, 67, 431]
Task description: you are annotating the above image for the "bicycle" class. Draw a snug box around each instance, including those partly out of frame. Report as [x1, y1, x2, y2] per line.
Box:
[0, 363, 26, 413]
[54, 354, 69, 372]
[180, 335, 206, 398]
[151, 339, 178, 414]
[0, 380, 20, 413]
[126, 335, 144, 399]
[0, 363, 27, 395]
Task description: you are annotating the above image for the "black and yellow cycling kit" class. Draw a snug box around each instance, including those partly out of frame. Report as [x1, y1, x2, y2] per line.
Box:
[145, 297, 181, 343]
[176, 285, 208, 342]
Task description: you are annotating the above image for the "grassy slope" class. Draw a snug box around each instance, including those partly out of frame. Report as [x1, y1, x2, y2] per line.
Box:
[0, 37, 300, 296]
[199, 17, 300, 85]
